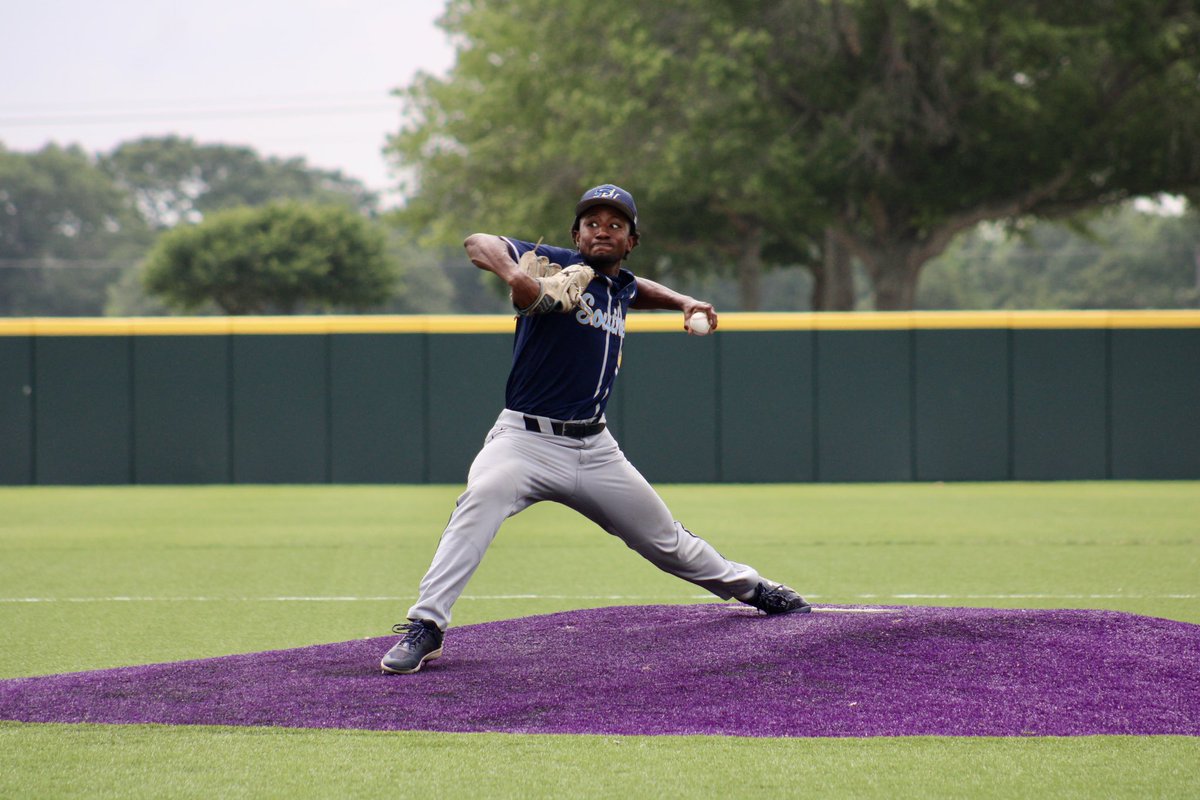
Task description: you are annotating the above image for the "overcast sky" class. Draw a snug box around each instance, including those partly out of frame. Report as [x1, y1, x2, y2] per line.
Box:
[0, 1, 455, 202]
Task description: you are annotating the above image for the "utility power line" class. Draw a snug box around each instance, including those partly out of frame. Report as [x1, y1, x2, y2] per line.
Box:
[0, 102, 397, 127]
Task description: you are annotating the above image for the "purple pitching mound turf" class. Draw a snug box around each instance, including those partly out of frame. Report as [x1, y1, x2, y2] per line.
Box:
[1, 604, 1198, 737]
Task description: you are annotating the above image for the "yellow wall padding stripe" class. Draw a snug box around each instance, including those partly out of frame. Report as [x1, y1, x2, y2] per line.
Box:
[1, 310, 1198, 336]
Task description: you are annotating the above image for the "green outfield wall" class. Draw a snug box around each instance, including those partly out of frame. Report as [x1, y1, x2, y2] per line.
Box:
[1, 311, 1197, 485]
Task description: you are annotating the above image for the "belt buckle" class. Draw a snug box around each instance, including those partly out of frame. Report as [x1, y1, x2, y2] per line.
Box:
[563, 419, 600, 438]
[523, 414, 599, 437]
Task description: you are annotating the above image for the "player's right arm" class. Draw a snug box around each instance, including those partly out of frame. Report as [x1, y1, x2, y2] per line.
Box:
[464, 233, 540, 309]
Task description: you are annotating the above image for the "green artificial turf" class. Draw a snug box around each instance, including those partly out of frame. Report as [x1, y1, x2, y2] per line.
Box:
[1, 725, 1198, 800]
[1, 483, 1198, 798]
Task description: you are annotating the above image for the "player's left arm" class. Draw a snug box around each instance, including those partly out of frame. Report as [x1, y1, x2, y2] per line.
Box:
[631, 277, 718, 332]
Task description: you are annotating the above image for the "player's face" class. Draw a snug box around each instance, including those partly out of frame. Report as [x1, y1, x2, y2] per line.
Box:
[573, 207, 638, 271]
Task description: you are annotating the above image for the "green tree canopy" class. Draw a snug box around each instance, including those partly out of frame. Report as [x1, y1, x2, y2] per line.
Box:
[103, 135, 378, 229]
[0, 143, 151, 314]
[389, 1, 819, 308]
[142, 203, 397, 314]
[796, 0, 1200, 308]
[0, 136, 392, 316]
[919, 204, 1200, 309]
[389, 0, 1200, 310]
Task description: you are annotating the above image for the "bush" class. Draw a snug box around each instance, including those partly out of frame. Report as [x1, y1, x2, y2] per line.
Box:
[143, 202, 397, 314]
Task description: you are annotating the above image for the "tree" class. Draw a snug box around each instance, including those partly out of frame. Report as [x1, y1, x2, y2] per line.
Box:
[0, 142, 151, 315]
[389, 1, 828, 310]
[918, 202, 1200, 309]
[371, 232, 462, 315]
[0, 137, 390, 316]
[102, 135, 378, 229]
[389, 0, 1200, 310]
[788, 0, 1200, 308]
[142, 203, 397, 314]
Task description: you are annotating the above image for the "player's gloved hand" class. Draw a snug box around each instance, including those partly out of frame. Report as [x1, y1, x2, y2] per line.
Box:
[516, 248, 561, 279]
[515, 264, 596, 315]
[512, 241, 595, 315]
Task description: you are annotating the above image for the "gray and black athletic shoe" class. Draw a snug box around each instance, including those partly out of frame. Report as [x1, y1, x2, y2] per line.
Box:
[380, 619, 444, 674]
[745, 582, 813, 615]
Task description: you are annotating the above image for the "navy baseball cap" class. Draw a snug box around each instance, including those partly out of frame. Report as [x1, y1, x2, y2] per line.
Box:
[573, 184, 638, 233]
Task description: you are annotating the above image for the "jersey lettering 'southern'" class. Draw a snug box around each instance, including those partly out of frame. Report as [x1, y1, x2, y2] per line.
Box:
[576, 292, 628, 337]
[501, 237, 638, 421]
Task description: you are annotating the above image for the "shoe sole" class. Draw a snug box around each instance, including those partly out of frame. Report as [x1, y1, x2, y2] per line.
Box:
[763, 603, 813, 615]
[380, 647, 443, 675]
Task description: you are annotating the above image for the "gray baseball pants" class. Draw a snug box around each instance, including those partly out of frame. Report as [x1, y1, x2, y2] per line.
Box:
[406, 409, 762, 629]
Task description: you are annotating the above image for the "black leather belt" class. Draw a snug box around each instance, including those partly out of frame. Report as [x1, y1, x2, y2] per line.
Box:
[523, 415, 606, 438]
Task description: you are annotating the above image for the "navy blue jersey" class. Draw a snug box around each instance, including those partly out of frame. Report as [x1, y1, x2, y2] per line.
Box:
[501, 237, 638, 421]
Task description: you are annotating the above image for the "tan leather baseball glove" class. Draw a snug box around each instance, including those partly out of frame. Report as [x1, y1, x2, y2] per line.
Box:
[513, 245, 595, 315]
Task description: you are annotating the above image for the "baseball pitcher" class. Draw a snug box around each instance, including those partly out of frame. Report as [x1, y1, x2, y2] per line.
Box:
[382, 184, 811, 674]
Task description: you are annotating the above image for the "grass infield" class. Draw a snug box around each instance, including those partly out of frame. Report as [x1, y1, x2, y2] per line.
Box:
[1, 482, 1198, 798]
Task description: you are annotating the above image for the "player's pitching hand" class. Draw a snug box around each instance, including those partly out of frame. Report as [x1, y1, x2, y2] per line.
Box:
[684, 304, 717, 335]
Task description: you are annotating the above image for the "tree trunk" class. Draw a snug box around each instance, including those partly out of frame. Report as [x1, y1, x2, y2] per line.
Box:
[736, 228, 765, 310]
[812, 227, 856, 310]
[867, 248, 920, 310]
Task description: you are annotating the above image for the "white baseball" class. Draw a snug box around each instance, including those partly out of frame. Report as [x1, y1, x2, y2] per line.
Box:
[687, 311, 711, 336]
